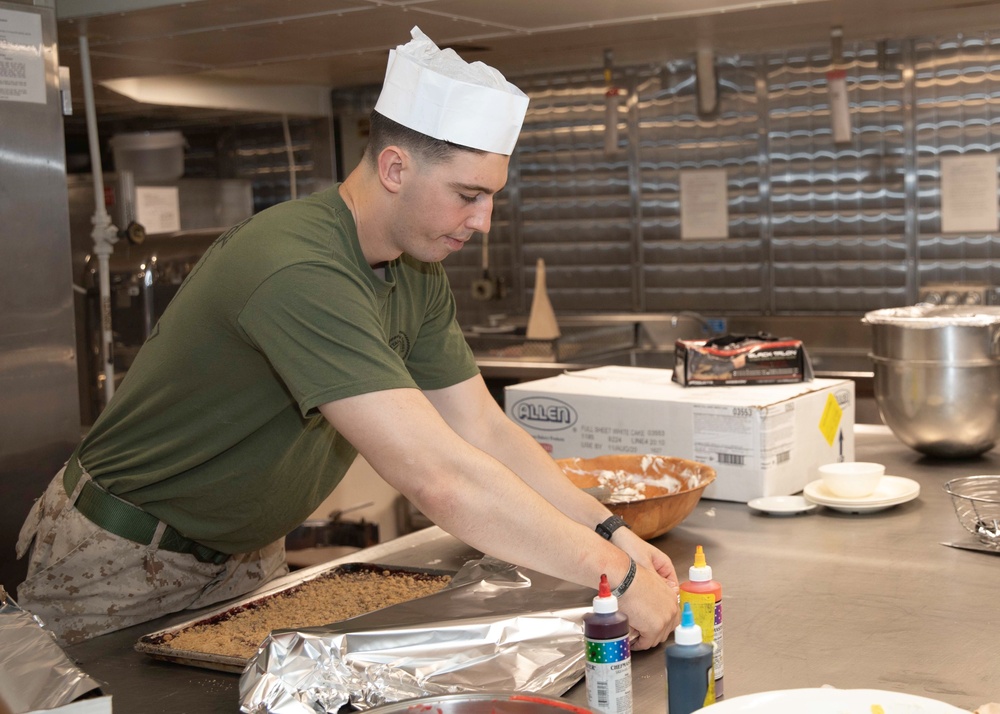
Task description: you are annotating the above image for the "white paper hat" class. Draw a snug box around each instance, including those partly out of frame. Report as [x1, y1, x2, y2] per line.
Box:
[374, 27, 529, 156]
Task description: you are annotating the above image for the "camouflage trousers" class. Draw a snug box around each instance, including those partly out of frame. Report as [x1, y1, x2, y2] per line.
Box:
[15, 463, 288, 646]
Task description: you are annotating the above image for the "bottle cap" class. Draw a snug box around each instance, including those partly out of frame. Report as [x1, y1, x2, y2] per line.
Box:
[592, 573, 619, 614]
[688, 544, 713, 582]
[674, 602, 703, 646]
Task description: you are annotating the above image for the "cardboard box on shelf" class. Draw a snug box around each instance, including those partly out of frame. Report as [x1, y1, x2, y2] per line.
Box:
[505, 365, 855, 503]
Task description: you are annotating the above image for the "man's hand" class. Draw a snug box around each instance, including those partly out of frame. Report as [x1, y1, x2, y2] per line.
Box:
[608, 528, 680, 648]
[614, 528, 679, 586]
[617, 563, 680, 650]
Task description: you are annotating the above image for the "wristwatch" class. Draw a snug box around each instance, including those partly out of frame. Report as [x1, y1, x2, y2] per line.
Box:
[595, 514, 630, 540]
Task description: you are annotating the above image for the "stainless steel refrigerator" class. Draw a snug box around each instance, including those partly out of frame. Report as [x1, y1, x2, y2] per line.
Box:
[0, 0, 80, 592]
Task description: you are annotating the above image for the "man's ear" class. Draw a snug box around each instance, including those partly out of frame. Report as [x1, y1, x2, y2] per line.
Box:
[376, 146, 407, 194]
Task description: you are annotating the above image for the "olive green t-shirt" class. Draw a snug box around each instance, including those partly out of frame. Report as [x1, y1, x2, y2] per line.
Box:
[77, 184, 479, 553]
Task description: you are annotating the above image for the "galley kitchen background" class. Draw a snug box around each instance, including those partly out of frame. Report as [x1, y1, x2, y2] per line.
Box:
[2, 0, 1000, 592]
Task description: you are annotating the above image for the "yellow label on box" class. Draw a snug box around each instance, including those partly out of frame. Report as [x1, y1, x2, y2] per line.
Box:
[818, 392, 843, 446]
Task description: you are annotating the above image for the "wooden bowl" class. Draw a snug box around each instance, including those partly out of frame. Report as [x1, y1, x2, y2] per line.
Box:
[557, 454, 716, 540]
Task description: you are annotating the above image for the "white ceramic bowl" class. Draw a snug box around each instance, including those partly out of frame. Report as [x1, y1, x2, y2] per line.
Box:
[818, 461, 885, 499]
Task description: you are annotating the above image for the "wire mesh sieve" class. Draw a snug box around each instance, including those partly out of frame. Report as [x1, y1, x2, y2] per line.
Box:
[944, 475, 1000, 548]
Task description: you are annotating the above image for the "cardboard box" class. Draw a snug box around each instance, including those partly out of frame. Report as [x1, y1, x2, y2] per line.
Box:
[506, 366, 855, 503]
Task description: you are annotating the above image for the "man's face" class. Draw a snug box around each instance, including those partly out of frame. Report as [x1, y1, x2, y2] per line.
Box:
[392, 149, 510, 263]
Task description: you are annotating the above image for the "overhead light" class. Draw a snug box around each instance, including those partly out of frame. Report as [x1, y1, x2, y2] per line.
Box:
[101, 74, 333, 117]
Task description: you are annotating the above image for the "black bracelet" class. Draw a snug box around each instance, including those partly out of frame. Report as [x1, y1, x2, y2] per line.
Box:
[596, 514, 629, 540]
[611, 557, 637, 598]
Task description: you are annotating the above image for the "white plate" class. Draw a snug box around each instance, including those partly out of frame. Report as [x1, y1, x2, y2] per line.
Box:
[803, 476, 920, 513]
[805, 475, 920, 504]
[747, 495, 817, 516]
[693, 688, 966, 713]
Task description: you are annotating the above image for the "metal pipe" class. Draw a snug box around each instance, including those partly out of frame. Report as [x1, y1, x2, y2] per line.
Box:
[282, 114, 298, 200]
[603, 49, 620, 156]
[79, 26, 118, 408]
[141, 261, 156, 339]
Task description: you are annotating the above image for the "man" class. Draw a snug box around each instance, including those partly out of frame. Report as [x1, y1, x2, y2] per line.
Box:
[17, 27, 681, 648]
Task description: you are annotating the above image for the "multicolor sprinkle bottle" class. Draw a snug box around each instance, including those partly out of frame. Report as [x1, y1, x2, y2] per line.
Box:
[679, 545, 724, 698]
[584, 573, 633, 714]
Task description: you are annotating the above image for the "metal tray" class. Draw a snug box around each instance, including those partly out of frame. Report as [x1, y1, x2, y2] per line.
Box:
[466, 324, 635, 363]
[134, 561, 453, 673]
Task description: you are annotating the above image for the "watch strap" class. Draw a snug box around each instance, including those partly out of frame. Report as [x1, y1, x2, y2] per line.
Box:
[596, 514, 629, 540]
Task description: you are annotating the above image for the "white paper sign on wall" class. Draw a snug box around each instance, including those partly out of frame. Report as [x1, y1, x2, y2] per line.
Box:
[680, 168, 729, 240]
[0, 8, 46, 105]
[135, 186, 182, 235]
[940, 154, 999, 234]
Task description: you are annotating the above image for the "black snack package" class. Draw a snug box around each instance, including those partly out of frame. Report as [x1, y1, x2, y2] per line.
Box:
[673, 332, 814, 386]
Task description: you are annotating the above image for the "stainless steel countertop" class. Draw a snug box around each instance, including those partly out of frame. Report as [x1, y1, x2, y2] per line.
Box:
[470, 312, 875, 384]
[64, 425, 1000, 712]
[474, 347, 875, 391]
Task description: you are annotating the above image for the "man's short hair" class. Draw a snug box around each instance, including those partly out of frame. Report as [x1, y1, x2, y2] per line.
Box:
[365, 110, 486, 167]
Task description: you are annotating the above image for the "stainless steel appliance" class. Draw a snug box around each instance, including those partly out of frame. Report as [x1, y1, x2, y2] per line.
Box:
[918, 282, 1000, 307]
[0, 0, 79, 592]
[67, 175, 254, 424]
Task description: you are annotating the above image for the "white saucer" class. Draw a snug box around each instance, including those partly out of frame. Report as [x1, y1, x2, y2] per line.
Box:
[693, 687, 966, 713]
[748, 495, 818, 516]
[803, 475, 920, 513]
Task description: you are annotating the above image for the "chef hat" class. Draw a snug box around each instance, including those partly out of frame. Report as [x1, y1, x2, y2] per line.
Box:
[373, 27, 529, 156]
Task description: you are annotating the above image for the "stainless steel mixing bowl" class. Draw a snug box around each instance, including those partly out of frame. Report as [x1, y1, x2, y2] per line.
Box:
[864, 306, 1000, 459]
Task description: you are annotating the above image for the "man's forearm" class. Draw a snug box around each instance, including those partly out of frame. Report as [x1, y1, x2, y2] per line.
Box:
[475, 412, 615, 530]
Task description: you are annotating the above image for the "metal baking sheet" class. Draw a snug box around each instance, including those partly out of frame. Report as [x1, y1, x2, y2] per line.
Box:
[135, 562, 453, 673]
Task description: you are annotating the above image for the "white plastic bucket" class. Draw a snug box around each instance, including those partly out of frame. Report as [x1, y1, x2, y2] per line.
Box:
[109, 130, 186, 182]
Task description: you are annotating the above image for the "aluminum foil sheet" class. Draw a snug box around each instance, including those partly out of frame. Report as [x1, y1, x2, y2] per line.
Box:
[0, 587, 106, 713]
[864, 305, 1000, 328]
[239, 557, 593, 714]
